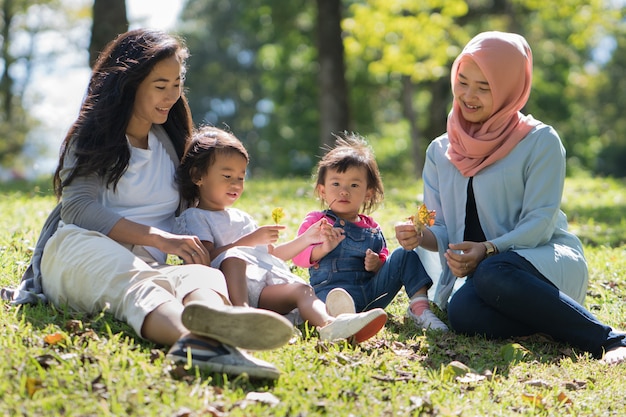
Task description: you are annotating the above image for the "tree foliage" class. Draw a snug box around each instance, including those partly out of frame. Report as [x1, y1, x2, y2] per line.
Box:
[341, 0, 623, 177]
[0, 0, 89, 171]
[179, 0, 320, 177]
[592, 22, 626, 177]
[4, 0, 626, 178]
[177, 0, 626, 178]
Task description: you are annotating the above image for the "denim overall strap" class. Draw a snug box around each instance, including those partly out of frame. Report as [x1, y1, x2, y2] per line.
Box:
[309, 210, 386, 284]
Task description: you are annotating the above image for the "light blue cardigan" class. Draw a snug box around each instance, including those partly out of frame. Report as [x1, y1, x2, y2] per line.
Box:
[419, 123, 588, 309]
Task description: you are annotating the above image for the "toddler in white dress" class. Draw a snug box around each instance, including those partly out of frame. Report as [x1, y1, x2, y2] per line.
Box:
[175, 126, 387, 344]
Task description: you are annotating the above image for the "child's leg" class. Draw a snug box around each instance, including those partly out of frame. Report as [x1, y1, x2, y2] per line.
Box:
[258, 283, 331, 327]
[258, 283, 387, 343]
[365, 248, 447, 331]
[219, 258, 250, 306]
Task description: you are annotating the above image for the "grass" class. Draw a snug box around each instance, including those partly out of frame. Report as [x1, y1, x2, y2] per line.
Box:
[1, 175, 626, 416]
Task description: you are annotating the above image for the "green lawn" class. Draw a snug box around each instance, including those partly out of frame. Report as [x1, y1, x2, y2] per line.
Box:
[1, 175, 625, 416]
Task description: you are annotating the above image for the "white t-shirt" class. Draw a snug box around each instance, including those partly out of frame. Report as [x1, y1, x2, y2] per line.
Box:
[101, 130, 179, 262]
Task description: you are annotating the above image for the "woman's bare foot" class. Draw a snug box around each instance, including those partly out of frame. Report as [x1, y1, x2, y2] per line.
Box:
[601, 346, 626, 365]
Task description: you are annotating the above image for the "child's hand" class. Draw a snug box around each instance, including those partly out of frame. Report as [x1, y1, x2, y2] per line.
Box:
[364, 248, 381, 272]
[242, 225, 286, 247]
[309, 218, 345, 262]
[301, 218, 332, 243]
[318, 221, 345, 253]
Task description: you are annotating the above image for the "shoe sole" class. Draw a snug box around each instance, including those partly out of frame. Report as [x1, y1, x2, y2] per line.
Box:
[353, 311, 387, 343]
[182, 302, 294, 351]
[325, 288, 356, 317]
[211, 362, 280, 380]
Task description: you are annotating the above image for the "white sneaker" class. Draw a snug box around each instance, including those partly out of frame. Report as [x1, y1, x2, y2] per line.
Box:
[325, 288, 356, 316]
[407, 306, 449, 331]
[318, 309, 387, 343]
[181, 302, 294, 351]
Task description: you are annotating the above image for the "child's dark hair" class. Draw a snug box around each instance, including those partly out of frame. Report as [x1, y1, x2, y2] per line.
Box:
[177, 125, 249, 206]
[314, 132, 384, 214]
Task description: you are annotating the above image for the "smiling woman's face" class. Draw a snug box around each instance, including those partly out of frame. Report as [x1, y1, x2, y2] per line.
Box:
[453, 59, 493, 124]
[130, 55, 183, 133]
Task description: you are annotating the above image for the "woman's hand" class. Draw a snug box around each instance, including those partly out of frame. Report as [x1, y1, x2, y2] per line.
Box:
[108, 219, 210, 265]
[445, 241, 486, 277]
[395, 222, 422, 250]
[156, 231, 210, 265]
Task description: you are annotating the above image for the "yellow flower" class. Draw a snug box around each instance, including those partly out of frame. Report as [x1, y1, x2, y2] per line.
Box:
[272, 207, 285, 224]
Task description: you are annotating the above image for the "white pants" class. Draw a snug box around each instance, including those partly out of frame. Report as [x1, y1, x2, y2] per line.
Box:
[41, 223, 227, 337]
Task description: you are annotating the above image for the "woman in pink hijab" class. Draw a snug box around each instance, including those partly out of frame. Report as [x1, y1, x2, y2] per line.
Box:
[396, 31, 626, 364]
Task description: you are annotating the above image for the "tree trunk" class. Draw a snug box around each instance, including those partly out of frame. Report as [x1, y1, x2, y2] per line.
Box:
[89, 0, 128, 67]
[0, 0, 15, 118]
[423, 77, 450, 150]
[316, 0, 350, 147]
[401, 76, 423, 178]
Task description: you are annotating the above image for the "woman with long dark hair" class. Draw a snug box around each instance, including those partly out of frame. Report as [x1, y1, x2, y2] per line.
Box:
[3, 29, 292, 380]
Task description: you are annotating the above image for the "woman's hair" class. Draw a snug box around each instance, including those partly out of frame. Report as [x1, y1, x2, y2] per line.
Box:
[53, 28, 193, 197]
[314, 132, 384, 214]
[176, 125, 249, 207]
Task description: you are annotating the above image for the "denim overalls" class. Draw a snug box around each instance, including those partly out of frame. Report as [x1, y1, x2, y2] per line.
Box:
[309, 210, 433, 312]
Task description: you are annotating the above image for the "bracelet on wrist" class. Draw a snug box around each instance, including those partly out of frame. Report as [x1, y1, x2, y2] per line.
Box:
[483, 241, 498, 257]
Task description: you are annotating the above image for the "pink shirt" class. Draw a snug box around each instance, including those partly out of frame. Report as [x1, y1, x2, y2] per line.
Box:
[292, 211, 389, 268]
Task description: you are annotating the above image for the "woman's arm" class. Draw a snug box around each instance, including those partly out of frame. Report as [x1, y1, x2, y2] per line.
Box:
[60, 153, 208, 265]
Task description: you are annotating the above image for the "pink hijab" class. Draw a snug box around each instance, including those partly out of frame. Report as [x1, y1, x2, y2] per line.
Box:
[446, 31, 540, 177]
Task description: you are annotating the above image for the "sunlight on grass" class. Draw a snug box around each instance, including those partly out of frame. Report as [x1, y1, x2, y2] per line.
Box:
[1, 176, 626, 416]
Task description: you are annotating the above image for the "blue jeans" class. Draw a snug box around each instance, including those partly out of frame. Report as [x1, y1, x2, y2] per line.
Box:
[312, 247, 432, 312]
[448, 251, 626, 358]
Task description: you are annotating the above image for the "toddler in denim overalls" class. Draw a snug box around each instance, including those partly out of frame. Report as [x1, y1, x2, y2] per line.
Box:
[292, 134, 448, 331]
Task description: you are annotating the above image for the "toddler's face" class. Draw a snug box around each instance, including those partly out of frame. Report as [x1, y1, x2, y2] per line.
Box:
[318, 166, 372, 220]
[195, 152, 247, 211]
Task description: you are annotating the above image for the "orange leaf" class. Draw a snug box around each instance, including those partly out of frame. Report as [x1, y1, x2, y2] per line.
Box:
[557, 392, 573, 405]
[44, 332, 64, 345]
[521, 393, 545, 409]
[26, 378, 43, 397]
[408, 204, 436, 232]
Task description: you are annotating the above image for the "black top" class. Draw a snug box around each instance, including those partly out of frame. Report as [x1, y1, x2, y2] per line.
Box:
[464, 177, 486, 242]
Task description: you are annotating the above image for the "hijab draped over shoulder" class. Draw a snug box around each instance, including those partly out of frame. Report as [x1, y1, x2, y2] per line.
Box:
[446, 31, 541, 177]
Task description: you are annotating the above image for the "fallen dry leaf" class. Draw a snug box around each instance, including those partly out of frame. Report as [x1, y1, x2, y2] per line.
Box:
[521, 393, 545, 409]
[557, 391, 574, 406]
[43, 333, 65, 345]
[26, 377, 43, 398]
